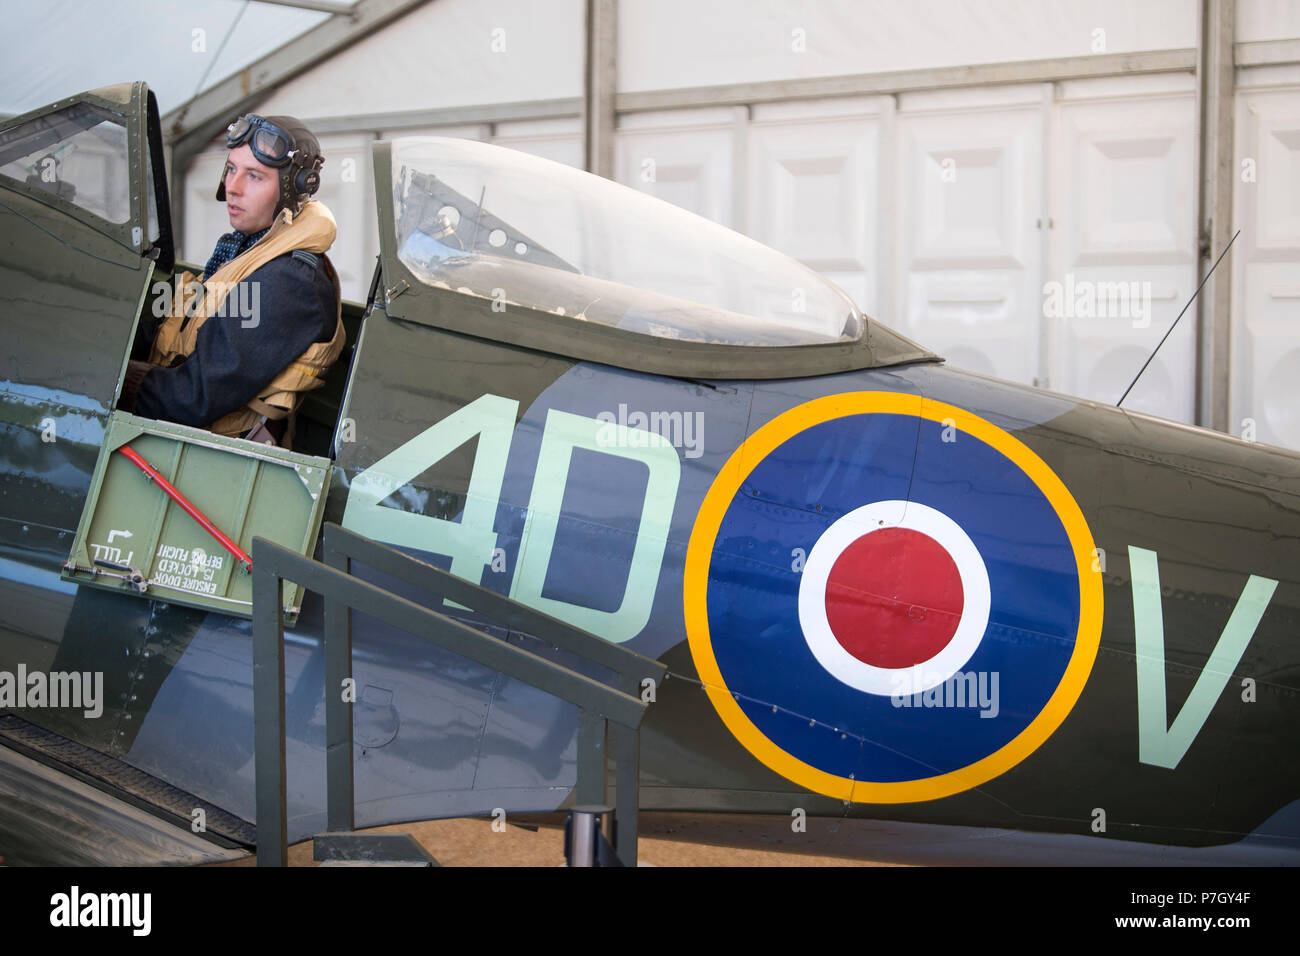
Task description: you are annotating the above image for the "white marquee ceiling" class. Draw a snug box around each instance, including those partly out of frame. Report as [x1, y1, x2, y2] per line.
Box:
[1, 0, 346, 117]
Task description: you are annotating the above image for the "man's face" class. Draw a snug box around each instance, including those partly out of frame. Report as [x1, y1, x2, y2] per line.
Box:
[223, 144, 279, 233]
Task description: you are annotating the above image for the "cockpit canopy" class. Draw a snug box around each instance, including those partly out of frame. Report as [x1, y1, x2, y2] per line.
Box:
[391, 137, 865, 348]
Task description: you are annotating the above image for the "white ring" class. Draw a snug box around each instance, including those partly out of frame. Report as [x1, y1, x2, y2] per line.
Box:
[796, 500, 991, 696]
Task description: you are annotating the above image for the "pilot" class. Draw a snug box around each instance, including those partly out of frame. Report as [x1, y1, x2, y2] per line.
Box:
[121, 114, 345, 446]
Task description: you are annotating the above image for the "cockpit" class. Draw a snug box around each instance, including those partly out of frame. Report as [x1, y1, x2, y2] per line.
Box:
[390, 137, 864, 348]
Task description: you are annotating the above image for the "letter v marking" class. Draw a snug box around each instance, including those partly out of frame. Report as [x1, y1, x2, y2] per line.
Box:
[1129, 546, 1277, 769]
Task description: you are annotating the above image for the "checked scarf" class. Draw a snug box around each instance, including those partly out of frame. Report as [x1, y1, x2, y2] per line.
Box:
[202, 226, 271, 280]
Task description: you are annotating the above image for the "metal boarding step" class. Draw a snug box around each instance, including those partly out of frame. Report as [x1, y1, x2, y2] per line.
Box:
[313, 832, 439, 867]
[251, 522, 666, 867]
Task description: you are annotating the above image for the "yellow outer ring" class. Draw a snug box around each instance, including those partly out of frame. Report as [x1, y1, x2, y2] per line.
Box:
[683, 392, 1103, 803]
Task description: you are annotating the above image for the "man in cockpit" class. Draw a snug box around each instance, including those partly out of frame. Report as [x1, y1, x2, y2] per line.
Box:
[121, 114, 344, 447]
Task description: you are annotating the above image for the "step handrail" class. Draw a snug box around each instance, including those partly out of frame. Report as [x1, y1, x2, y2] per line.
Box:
[251, 525, 660, 866]
[322, 523, 666, 689]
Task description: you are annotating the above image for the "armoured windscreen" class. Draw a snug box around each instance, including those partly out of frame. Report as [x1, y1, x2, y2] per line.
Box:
[0, 102, 131, 224]
[391, 137, 864, 347]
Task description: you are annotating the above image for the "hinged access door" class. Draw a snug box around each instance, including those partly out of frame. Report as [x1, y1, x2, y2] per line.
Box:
[62, 412, 332, 623]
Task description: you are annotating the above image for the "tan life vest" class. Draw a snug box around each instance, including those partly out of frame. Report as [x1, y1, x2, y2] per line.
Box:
[148, 200, 346, 444]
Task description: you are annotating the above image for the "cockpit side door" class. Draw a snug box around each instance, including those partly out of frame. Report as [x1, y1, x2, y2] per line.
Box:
[0, 82, 173, 564]
[0, 81, 173, 415]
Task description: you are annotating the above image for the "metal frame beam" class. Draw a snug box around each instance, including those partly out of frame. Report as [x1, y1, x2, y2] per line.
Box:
[583, 0, 617, 176]
[163, 0, 431, 146]
[253, 0, 360, 15]
[1194, 0, 1235, 433]
[302, 97, 582, 135]
[615, 49, 1198, 114]
[1235, 38, 1300, 67]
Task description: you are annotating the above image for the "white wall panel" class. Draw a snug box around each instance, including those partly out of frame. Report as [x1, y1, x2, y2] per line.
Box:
[1237, 0, 1300, 43]
[613, 113, 738, 226]
[494, 118, 583, 169]
[619, 0, 1195, 93]
[1050, 93, 1197, 423]
[608, 112, 738, 308]
[1231, 89, 1300, 450]
[895, 102, 1042, 386]
[312, 131, 377, 303]
[747, 114, 878, 314]
[181, 148, 232, 268]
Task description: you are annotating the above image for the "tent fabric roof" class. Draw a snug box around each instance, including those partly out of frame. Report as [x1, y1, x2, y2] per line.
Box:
[1, 0, 347, 117]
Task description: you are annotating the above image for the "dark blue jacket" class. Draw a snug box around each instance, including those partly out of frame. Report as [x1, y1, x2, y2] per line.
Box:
[134, 250, 338, 429]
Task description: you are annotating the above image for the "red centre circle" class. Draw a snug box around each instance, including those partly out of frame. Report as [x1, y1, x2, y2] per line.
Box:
[823, 527, 964, 669]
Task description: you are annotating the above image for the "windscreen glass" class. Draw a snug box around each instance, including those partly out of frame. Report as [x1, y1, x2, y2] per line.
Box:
[0, 102, 131, 224]
[391, 137, 863, 347]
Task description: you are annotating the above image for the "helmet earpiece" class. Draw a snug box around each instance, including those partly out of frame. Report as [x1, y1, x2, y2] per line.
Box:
[293, 164, 321, 202]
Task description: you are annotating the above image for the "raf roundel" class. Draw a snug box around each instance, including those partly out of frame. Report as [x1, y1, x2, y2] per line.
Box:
[683, 392, 1103, 803]
[798, 499, 991, 697]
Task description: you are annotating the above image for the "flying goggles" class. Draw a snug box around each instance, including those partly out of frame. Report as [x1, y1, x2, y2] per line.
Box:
[226, 115, 298, 168]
